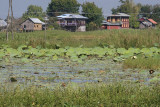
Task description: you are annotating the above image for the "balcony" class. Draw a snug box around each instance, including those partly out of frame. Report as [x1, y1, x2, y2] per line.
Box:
[60, 23, 85, 27]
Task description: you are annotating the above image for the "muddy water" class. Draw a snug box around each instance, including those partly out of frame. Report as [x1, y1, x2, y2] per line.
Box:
[0, 58, 160, 89]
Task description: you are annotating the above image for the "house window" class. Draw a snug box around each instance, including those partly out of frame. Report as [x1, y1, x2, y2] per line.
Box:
[37, 25, 39, 27]
[24, 25, 26, 28]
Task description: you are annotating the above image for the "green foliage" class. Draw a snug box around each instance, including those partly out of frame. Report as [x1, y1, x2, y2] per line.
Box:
[22, 5, 45, 20]
[112, 0, 141, 14]
[124, 56, 160, 69]
[129, 14, 140, 28]
[52, 22, 61, 30]
[0, 29, 160, 49]
[151, 4, 160, 22]
[82, 2, 104, 30]
[47, 0, 80, 17]
[140, 4, 160, 22]
[140, 5, 152, 18]
[0, 83, 159, 106]
[1, 43, 160, 66]
[86, 22, 99, 31]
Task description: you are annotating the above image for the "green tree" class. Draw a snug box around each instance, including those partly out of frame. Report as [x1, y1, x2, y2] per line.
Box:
[47, 0, 80, 17]
[139, 4, 160, 22]
[111, 0, 141, 28]
[22, 5, 44, 20]
[82, 2, 104, 30]
[151, 4, 160, 22]
[140, 5, 152, 18]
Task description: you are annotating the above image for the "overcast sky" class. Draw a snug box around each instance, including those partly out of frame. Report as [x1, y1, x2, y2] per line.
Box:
[0, 0, 159, 19]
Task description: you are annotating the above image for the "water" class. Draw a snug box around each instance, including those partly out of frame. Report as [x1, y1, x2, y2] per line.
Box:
[0, 58, 159, 89]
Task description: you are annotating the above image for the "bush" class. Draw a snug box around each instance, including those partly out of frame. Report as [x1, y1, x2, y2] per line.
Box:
[87, 22, 99, 31]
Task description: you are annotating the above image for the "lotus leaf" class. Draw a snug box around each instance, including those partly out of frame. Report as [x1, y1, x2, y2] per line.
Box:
[53, 55, 58, 60]
[117, 48, 126, 55]
[21, 58, 30, 63]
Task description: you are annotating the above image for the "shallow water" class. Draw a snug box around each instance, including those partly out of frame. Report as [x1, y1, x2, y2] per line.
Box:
[0, 58, 160, 89]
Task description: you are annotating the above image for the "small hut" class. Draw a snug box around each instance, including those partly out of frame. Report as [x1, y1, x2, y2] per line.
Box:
[139, 17, 157, 29]
[20, 18, 45, 31]
[0, 19, 7, 31]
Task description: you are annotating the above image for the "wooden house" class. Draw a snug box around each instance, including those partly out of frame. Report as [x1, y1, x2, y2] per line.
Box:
[20, 18, 45, 31]
[57, 14, 88, 32]
[102, 13, 130, 30]
[139, 17, 157, 29]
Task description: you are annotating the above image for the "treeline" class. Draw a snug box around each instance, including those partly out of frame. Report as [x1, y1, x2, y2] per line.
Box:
[22, 0, 103, 31]
[21, 0, 160, 30]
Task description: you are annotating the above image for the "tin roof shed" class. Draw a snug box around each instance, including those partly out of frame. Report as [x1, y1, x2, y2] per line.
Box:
[29, 18, 45, 25]
[0, 20, 7, 27]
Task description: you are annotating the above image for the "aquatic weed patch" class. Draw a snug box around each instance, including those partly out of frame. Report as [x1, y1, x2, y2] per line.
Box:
[1, 45, 160, 64]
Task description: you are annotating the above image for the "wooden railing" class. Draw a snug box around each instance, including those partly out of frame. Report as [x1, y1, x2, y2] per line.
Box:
[60, 23, 85, 26]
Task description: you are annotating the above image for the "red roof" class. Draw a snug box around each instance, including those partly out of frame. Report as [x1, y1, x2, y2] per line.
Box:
[148, 19, 157, 24]
[139, 18, 145, 22]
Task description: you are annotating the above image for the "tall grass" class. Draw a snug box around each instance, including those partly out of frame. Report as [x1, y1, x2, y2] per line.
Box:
[0, 83, 159, 106]
[123, 57, 160, 69]
[0, 29, 160, 48]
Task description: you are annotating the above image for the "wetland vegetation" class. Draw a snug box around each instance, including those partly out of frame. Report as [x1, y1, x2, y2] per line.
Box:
[0, 83, 160, 107]
[0, 29, 160, 106]
[0, 29, 160, 49]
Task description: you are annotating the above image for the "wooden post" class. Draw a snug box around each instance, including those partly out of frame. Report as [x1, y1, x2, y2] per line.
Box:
[45, 20, 46, 41]
[6, 0, 14, 41]
[6, 0, 11, 41]
[11, 0, 14, 40]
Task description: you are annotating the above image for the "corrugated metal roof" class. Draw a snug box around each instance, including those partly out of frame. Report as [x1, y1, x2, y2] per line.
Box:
[108, 13, 130, 17]
[142, 22, 152, 26]
[148, 19, 157, 24]
[57, 14, 88, 19]
[29, 18, 45, 24]
[0, 20, 7, 27]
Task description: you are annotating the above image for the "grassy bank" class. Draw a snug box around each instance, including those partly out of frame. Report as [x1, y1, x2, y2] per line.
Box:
[0, 83, 159, 106]
[0, 29, 160, 48]
[123, 57, 160, 69]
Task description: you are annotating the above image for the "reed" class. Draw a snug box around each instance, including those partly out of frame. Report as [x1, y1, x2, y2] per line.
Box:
[123, 57, 160, 69]
[0, 29, 160, 49]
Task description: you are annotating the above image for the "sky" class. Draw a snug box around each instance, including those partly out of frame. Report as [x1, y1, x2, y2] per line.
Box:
[0, 0, 159, 19]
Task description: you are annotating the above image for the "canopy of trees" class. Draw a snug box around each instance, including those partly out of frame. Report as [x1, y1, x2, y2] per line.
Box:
[22, 5, 44, 20]
[47, 0, 80, 17]
[82, 2, 104, 30]
[140, 4, 160, 22]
